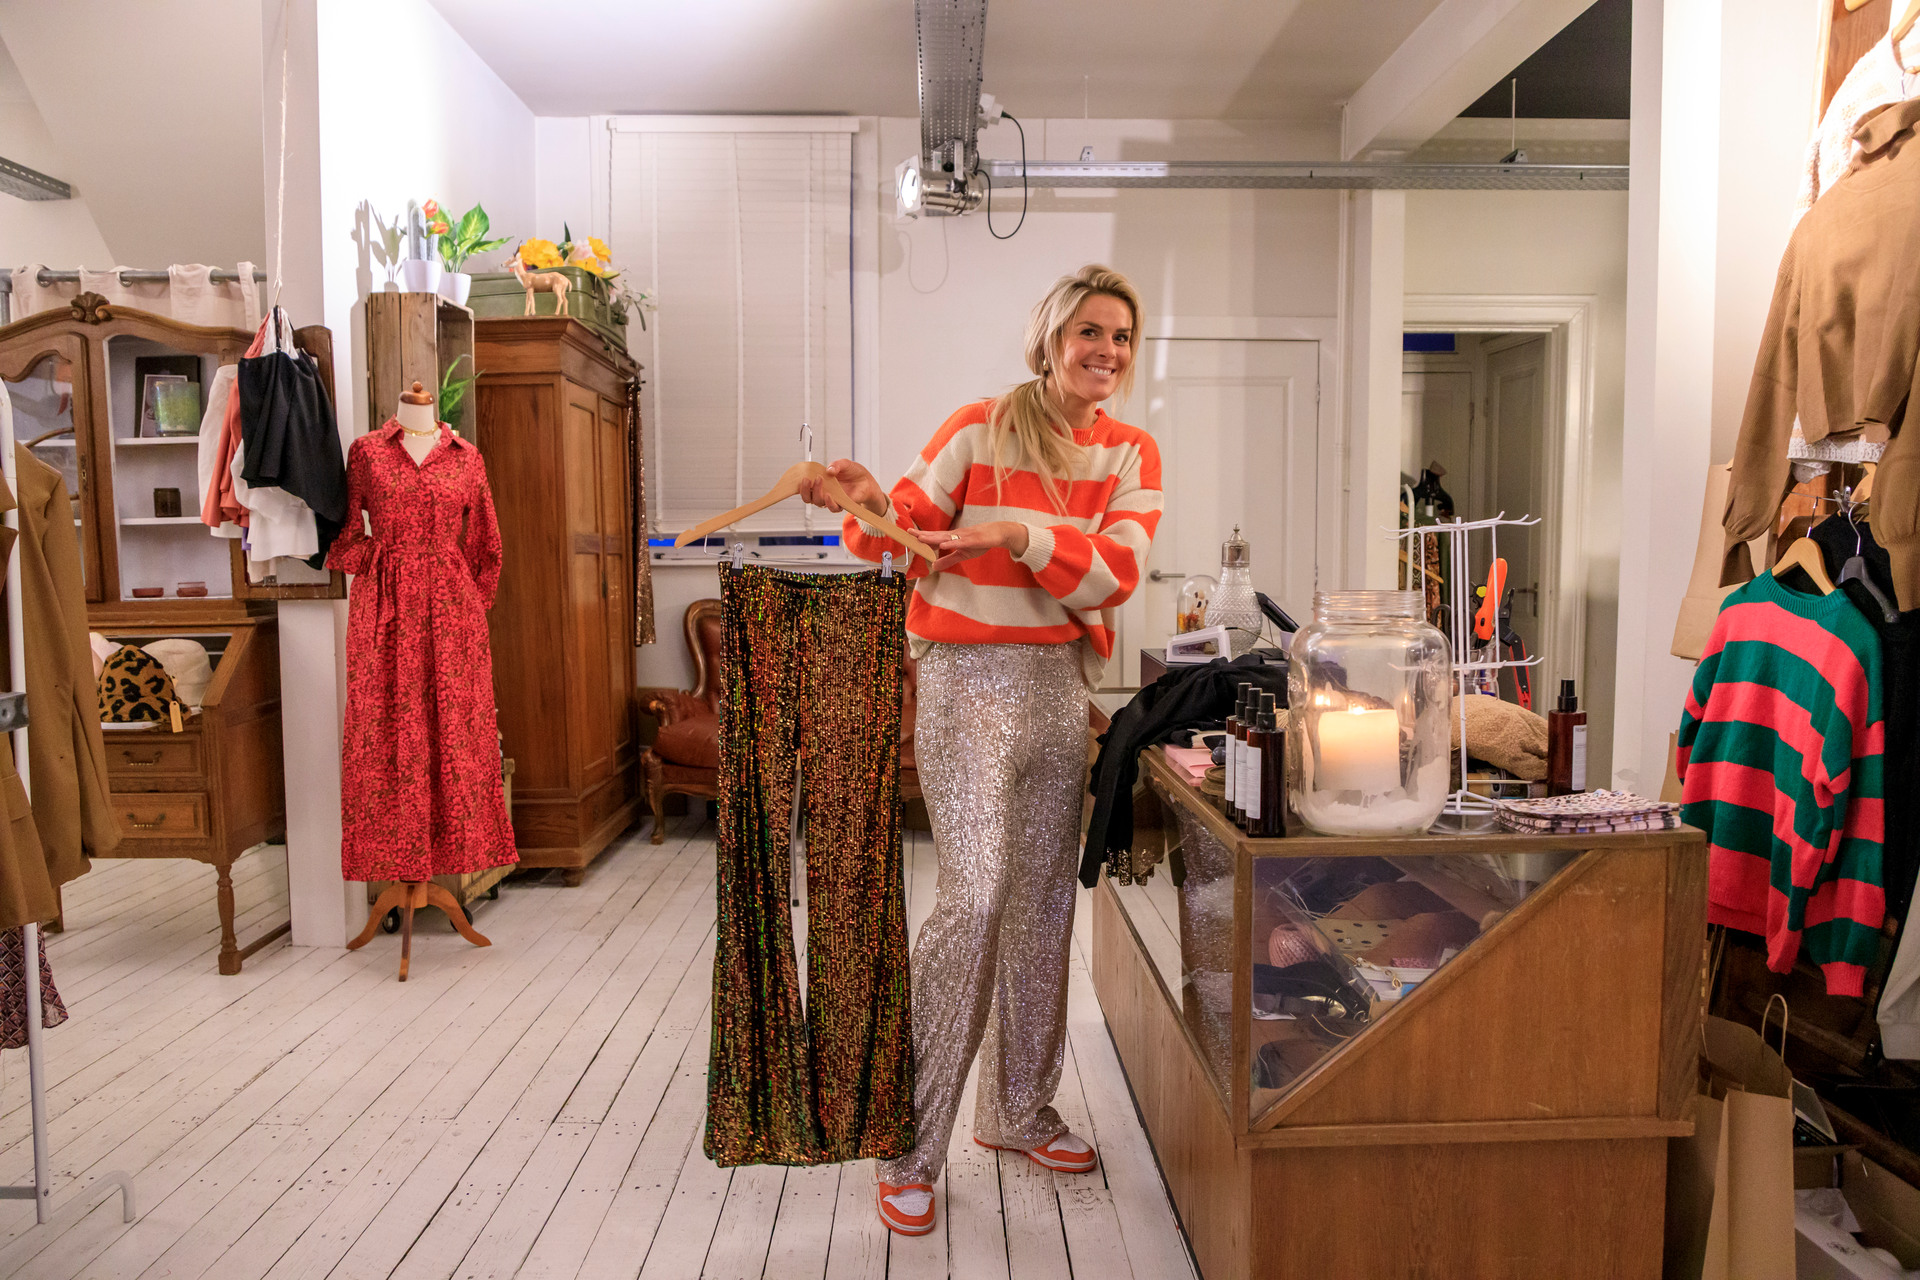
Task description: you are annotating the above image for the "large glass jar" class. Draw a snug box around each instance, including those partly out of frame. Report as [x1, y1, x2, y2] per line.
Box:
[1288, 590, 1452, 836]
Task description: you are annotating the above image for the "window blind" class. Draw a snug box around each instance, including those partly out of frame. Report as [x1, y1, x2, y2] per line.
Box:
[610, 125, 853, 536]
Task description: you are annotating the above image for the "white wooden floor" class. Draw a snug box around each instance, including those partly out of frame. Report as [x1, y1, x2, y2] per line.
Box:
[0, 817, 1196, 1280]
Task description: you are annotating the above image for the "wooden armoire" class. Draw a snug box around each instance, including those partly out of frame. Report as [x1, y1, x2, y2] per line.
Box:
[473, 317, 640, 883]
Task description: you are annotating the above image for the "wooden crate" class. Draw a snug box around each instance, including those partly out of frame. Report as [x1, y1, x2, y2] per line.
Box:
[365, 291, 476, 435]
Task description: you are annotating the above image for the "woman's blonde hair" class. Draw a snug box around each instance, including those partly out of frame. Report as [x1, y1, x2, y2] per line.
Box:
[986, 263, 1144, 511]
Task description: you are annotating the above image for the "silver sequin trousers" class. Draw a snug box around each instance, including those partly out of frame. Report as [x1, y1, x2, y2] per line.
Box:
[877, 641, 1088, 1186]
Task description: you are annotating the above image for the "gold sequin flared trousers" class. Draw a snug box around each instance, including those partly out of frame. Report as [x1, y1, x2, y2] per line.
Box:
[878, 641, 1089, 1186]
[704, 564, 915, 1167]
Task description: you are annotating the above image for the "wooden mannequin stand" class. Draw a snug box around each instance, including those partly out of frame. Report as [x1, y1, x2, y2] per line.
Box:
[348, 880, 490, 981]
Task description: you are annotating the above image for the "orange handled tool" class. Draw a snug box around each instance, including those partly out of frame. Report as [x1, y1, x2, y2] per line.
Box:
[1474, 558, 1507, 643]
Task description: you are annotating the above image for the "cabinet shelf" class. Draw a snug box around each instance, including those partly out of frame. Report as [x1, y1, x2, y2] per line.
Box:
[117, 436, 200, 447]
[120, 516, 205, 526]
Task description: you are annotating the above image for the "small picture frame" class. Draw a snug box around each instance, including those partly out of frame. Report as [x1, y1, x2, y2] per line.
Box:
[153, 488, 181, 518]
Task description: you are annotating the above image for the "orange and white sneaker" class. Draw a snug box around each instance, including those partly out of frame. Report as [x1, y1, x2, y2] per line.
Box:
[876, 1181, 936, 1235]
[976, 1130, 1098, 1174]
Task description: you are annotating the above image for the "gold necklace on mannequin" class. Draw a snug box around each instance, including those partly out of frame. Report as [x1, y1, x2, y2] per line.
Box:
[397, 380, 441, 437]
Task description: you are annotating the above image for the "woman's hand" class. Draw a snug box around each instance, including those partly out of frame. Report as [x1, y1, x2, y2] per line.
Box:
[797, 459, 885, 515]
[923, 521, 1030, 573]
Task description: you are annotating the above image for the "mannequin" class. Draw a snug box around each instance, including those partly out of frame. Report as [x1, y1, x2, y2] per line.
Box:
[396, 380, 440, 465]
[339, 376, 502, 980]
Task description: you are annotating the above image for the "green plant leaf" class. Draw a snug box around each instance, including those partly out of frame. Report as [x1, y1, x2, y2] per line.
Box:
[471, 235, 510, 255]
[457, 205, 485, 246]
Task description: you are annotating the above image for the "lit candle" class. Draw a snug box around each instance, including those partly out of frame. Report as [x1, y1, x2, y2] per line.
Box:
[1316, 706, 1400, 793]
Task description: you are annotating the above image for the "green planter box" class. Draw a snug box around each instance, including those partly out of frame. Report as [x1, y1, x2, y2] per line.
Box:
[468, 265, 629, 349]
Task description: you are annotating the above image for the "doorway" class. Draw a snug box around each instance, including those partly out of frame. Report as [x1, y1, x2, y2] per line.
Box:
[1402, 330, 1554, 701]
[1112, 337, 1322, 688]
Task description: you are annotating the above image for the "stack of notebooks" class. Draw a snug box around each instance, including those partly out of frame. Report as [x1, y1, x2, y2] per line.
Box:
[1492, 790, 1682, 835]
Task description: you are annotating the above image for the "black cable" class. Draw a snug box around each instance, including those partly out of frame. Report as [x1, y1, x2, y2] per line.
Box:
[983, 112, 1028, 240]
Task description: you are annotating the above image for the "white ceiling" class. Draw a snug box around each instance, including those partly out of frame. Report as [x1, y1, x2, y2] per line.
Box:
[426, 0, 1449, 120]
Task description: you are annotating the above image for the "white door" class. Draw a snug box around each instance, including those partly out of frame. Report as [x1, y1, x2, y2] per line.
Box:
[1401, 369, 1474, 500]
[1111, 339, 1321, 688]
[1484, 335, 1548, 680]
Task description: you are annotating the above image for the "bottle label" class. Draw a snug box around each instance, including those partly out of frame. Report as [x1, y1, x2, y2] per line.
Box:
[1240, 739, 1257, 810]
[1571, 725, 1588, 791]
[1244, 746, 1262, 820]
[1225, 733, 1238, 803]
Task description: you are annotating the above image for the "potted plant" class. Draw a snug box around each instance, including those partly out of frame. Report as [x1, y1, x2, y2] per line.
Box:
[398, 200, 442, 295]
[430, 200, 509, 306]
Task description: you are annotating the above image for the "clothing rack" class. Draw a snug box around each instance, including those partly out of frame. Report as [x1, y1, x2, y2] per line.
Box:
[0, 382, 136, 1226]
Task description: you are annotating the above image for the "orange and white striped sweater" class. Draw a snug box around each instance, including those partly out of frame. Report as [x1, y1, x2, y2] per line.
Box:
[843, 400, 1163, 684]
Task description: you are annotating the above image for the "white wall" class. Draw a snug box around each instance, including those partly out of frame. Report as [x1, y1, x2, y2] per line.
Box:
[269, 0, 535, 947]
[1613, 0, 1818, 794]
[0, 1, 265, 266]
[0, 92, 112, 279]
[584, 115, 1349, 692]
[1405, 187, 1630, 780]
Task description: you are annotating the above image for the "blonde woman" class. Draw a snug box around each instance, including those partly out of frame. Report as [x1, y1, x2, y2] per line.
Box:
[799, 264, 1162, 1235]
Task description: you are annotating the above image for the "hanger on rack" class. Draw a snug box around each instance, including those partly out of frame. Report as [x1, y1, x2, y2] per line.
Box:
[673, 460, 936, 563]
[1775, 536, 1838, 595]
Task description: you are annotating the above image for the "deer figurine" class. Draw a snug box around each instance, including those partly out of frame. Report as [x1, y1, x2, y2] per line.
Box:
[507, 258, 570, 317]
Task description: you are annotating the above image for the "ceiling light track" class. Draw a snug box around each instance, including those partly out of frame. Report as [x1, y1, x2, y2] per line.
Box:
[981, 160, 1627, 191]
[0, 156, 71, 202]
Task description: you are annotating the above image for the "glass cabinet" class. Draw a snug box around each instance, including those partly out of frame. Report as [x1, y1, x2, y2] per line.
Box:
[0, 299, 343, 613]
[1092, 743, 1708, 1279]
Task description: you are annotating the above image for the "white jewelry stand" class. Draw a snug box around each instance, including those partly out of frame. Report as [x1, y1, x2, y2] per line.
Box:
[1392, 511, 1544, 830]
[0, 382, 136, 1224]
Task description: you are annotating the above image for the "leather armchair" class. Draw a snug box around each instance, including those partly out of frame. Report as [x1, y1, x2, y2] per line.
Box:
[639, 598, 921, 843]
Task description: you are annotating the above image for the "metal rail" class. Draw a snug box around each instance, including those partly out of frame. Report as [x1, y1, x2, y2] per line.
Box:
[982, 159, 1627, 191]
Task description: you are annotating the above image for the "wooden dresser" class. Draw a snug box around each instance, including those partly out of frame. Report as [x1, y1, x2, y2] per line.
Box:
[473, 318, 641, 883]
[96, 616, 286, 973]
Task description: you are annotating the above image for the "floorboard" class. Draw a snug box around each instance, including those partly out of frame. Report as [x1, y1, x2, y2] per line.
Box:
[0, 814, 1192, 1279]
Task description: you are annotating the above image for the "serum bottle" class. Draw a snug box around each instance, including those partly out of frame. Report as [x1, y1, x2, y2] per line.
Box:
[1547, 679, 1588, 797]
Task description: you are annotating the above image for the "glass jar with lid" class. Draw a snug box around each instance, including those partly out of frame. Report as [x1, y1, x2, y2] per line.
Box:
[1177, 574, 1217, 633]
[1211, 526, 1262, 656]
[1287, 590, 1452, 836]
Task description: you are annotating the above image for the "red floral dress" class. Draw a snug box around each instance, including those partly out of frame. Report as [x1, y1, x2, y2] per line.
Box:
[326, 421, 517, 881]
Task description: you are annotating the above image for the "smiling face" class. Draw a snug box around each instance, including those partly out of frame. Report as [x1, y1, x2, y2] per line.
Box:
[1052, 293, 1135, 406]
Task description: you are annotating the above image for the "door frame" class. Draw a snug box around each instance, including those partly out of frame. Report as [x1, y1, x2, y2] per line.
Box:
[1402, 295, 1596, 698]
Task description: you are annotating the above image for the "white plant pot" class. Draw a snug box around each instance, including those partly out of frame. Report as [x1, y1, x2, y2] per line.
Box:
[399, 259, 442, 294]
[438, 271, 472, 306]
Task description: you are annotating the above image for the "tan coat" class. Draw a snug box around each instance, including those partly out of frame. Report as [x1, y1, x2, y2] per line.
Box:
[0, 462, 52, 929]
[15, 446, 119, 883]
[1726, 97, 1920, 607]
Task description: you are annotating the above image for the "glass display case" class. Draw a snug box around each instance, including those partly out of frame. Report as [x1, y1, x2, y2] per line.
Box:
[1092, 743, 1709, 1279]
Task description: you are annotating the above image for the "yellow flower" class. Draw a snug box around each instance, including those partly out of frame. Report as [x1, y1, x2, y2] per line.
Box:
[588, 237, 612, 261]
[568, 245, 607, 276]
[518, 238, 562, 269]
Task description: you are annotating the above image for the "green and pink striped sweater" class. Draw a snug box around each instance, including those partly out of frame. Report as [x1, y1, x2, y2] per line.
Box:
[1678, 572, 1886, 996]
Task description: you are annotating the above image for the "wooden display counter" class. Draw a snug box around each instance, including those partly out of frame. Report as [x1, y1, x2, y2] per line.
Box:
[1092, 747, 1708, 1279]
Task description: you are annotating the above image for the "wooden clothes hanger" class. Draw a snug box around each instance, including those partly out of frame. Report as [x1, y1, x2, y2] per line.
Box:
[1898, 0, 1920, 44]
[674, 460, 936, 563]
[1775, 536, 1838, 594]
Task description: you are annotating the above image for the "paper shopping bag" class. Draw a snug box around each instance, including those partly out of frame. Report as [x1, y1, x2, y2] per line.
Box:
[1665, 1005, 1798, 1279]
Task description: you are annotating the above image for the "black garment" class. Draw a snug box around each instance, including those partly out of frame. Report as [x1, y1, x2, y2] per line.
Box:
[1815, 517, 1920, 926]
[1081, 653, 1288, 887]
[238, 318, 348, 566]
